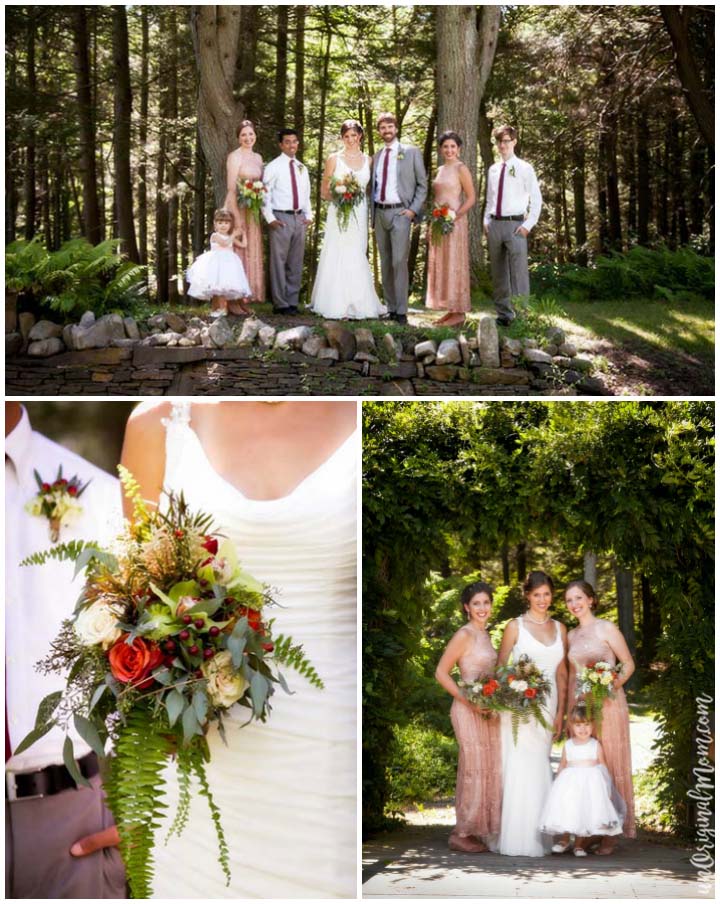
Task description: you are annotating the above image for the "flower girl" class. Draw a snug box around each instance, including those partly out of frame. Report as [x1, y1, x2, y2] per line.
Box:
[539, 704, 626, 856]
[186, 208, 251, 316]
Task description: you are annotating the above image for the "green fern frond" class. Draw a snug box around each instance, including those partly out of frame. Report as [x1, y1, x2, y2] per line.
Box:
[20, 540, 101, 568]
[190, 746, 231, 886]
[118, 464, 150, 524]
[272, 634, 325, 690]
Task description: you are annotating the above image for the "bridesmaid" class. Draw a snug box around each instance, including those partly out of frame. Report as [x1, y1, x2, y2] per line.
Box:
[564, 580, 636, 854]
[435, 582, 502, 853]
[425, 130, 476, 327]
[225, 119, 266, 304]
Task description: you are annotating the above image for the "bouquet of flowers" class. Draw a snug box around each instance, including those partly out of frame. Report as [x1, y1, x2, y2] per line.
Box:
[237, 178, 268, 221]
[429, 205, 456, 245]
[330, 171, 363, 231]
[17, 467, 322, 898]
[495, 654, 553, 744]
[577, 660, 623, 735]
[457, 674, 503, 717]
[25, 466, 90, 542]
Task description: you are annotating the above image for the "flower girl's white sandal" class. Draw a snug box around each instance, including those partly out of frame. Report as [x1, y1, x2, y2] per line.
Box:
[573, 847, 588, 857]
[552, 842, 572, 854]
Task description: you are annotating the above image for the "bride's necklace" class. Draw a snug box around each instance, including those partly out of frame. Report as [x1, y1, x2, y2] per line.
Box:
[525, 612, 550, 625]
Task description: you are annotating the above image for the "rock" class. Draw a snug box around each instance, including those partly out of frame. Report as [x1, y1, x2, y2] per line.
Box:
[458, 333, 470, 367]
[577, 375, 607, 395]
[6, 292, 18, 333]
[187, 317, 206, 330]
[149, 332, 183, 346]
[379, 379, 414, 396]
[436, 338, 461, 366]
[302, 335, 328, 357]
[425, 365, 459, 382]
[552, 356, 577, 369]
[354, 351, 379, 364]
[28, 320, 63, 341]
[558, 341, 577, 358]
[522, 338, 538, 349]
[458, 367, 471, 382]
[381, 333, 400, 362]
[354, 328, 377, 354]
[147, 314, 167, 331]
[275, 325, 312, 351]
[501, 350, 516, 368]
[501, 337, 523, 356]
[572, 356, 594, 373]
[414, 339, 437, 360]
[476, 314, 500, 368]
[18, 312, 36, 340]
[184, 327, 202, 344]
[543, 344, 559, 357]
[472, 368, 530, 386]
[110, 338, 138, 348]
[79, 311, 95, 329]
[165, 312, 187, 333]
[257, 325, 276, 350]
[237, 317, 262, 347]
[468, 337, 479, 350]
[545, 326, 566, 345]
[323, 322, 356, 361]
[6, 332, 22, 357]
[469, 352, 480, 368]
[167, 338, 179, 347]
[28, 337, 64, 357]
[524, 348, 553, 365]
[178, 337, 196, 348]
[563, 370, 583, 385]
[201, 328, 214, 348]
[123, 317, 140, 340]
[416, 363, 425, 378]
[208, 317, 235, 348]
[317, 347, 340, 361]
[66, 313, 125, 350]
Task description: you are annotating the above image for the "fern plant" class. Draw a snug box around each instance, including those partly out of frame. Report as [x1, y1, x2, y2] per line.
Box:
[272, 634, 325, 690]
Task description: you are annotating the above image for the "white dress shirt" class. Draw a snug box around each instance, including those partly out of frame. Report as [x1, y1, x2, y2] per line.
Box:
[262, 153, 312, 224]
[5, 408, 122, 771]
[373, 140, 401, 204]
[484, 154, 542, 232]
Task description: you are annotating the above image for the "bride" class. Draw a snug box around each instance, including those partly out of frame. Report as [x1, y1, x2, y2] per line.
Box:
[310, 120, 386, 320]
[496, 571, 567, 857]
[119, 400, 357, 898]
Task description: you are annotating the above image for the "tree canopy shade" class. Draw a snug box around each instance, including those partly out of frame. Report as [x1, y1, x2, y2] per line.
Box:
[362, 402, 714, 836]
[5, 5, 714, 305]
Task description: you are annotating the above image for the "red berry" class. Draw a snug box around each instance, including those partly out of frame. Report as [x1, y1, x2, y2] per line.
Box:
[164, 640, 176, 653]
[203, 648, 215, 660]
[175, 529, 184, 539]
[209, 626, 220, 637]
[68, 485, 78, 496]
[199, 579, 209, 587]
[179, 630, 190, 641]
[262, 642, 274, 652]
[194, 618, 205, 629]
[194, 669, 203, 678]
[41, 482, 51, 491]
[182, 614, 193, 625]
[189, 644, 200, 655]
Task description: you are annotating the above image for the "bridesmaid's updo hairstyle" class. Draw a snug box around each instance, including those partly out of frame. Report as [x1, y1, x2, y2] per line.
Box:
[438, 130, 463, 148]
[237, 119, 256, 138]
[340, 119, 364, 139]
[460, 581, 494, 618]
[566, 579, 599, 611]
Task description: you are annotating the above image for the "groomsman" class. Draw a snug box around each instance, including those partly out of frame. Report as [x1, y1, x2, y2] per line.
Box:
[262, 129, 313, 314]
[372, 113, 427, 325]
[5, 403, 126, 898]
[483, 125, 542, 325]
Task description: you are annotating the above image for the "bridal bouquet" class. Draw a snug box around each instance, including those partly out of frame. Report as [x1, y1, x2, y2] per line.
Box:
[495, 654, 553, 744]
[18, 467, 323, 899]
[237, 178, 268, 221]
[429, 204, 456, 245]
[330, 171, 363, 231]
[577, 661, 623, 735]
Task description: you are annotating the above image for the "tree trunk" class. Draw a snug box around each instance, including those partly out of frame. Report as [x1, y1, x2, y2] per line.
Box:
[24, 10, 37, 241]
[553, 147, 565, 263]
[192, 126, 207, 259]
[705, 148, 714, 252]
[436, 6, 500, 283]
[137, 6, 150, 265]
[614, 565, 636, 677]
[293, 7, 306, 158]
[516, 542, 527, 583]
[571, 137, 587, 265]
[274, 7, 288, 127]
[583, 551, 597, 589]
[112, 6, 139, 262]
[597, 128, 609, 253]
[501, 543, 510, 585]
[71, 7, 101, 244]
[688, 142, 705, 238]
[191, 6, 244, 207]
[640, 574, 660, 667]
[409, 106, 436, 292]
[235, 6, 258, 118]
[310, 22, 333, 282]
[166, 8, 179, 305]
[636, 109, 651, 246]
[621, 112, 637, 241]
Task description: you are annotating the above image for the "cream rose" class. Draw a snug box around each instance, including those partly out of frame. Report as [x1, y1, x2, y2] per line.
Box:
[510, 679, 528, 692]
[74, 601, 122, 649]
[600, 672, 614, 686]
[203, 650, 248, 708]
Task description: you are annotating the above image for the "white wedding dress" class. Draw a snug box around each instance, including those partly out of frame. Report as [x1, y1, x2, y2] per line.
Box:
[497, 618, 564, 857]
[310, 155, 387, 320]
[151, 402, 357, 898]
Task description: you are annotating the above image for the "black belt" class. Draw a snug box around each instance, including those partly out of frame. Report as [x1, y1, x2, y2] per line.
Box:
[491, 214, 524, 222]
[375, 202, 403, 210]
[6, 752, 100, 801]
[273, 208, 303, 215]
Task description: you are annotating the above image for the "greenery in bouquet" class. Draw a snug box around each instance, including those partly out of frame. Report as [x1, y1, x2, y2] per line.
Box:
[329, 171, 363, 231]
[18, 467, 323, 898]
[495, 654, 552, 744]
[237, 178, 268, 221]
[577, 661, 623, 736]
[429, 204, 456, 245]
[457, 674, 504, 716]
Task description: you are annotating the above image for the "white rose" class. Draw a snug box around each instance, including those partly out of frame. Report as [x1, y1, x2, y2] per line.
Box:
[595, 661, 611, 671]
[448, 210, 457, 220]
[203, 650, 248, 707]
[334, 185, 346, 194]
[511, 679, 528, 692]
[75, 601, 122, 649]
[600, 672, 614, 686]
[253, 181, 264, 189]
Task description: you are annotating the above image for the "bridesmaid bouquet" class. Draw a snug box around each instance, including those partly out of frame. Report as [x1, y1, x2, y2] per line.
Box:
[429, 204, 456, 245]
[457, 674, 503, 717]
[237, 178, 268, 221]
[17, 467, 323, 899]
[577, 661, 623, 735]
[330, 171, 363, 231]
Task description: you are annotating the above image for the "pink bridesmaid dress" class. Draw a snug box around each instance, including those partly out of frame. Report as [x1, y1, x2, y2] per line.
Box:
[450, 628, 502, 840]
[235, 155, 266, 302]
[426, 164, 471, 313]
[568, 621, 636, 837]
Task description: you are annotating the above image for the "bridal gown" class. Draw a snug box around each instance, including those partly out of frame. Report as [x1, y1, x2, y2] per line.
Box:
[310, 155, 387, 320]
[497, 618, 564, 857]
[151, 402, 357, 898]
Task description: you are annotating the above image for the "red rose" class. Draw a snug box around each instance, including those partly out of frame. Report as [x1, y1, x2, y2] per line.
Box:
[175, 529, 184, 539]
[108, 634, 164, 689]
[524, 688, 537, 699]
[343, 192, 352, 200]
[245, 181, 253, 189]
[202, 536, 219, 555]
[482, 683, 496, 697]
[440, 206, 449, 216]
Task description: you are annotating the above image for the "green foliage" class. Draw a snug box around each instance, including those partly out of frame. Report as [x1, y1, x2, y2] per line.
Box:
[20, 539, 101, 568]
[5, 237, 146, 320]
[272, 634, 325, 690]
[386, 723, 457, 811]
[502, 295, 568, 343]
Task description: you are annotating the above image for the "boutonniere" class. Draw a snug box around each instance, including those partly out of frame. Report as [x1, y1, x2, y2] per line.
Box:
[25, 466, 90, 542]
[296, 162, 305, 173]
[397, 149, 406, 161]
[508, 165, 517, 178]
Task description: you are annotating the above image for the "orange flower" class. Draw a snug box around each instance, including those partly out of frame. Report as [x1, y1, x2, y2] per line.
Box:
[524, 688, 537, 699]
[108, 634, 164, 690]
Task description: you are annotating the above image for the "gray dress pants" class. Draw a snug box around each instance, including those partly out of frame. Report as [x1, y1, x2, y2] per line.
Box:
[374, 207, 413, 316]
[487, 218, 530, 320]
[6, 772, 126, 898]
[268, 211, 307, 310]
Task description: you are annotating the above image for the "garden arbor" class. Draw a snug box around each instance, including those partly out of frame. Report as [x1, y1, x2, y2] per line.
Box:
[363, 401, 713, 836]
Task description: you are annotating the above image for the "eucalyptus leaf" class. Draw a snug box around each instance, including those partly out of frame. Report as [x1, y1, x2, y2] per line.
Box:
[226, 634, 246, 669]
[63, 736, 91, 788]
[250, 671, 269, 717]
[88, 683, 107, 713]
[276, 670, 294, 696]
[35, 690, 62, 728]
[73, 714, 106, 758]
[165, 689, 185, 727]
[13, 721, 55, 756]
[192, 690, 208, 725]
[181, 704, 201, 741]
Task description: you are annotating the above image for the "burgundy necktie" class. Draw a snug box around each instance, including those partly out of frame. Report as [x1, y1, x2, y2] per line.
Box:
[495, 162, 506, 218]
[289, 159, 299, 210]
[380, 147, 390, 203]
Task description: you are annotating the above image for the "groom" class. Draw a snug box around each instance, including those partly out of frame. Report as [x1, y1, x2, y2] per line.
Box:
[372, 113, 427, 325]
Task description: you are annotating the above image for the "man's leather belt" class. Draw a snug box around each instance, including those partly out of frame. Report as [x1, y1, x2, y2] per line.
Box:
[6, 752, 100, 801]
[273, 209, 303, 215]
[375, 202, 403, 210]
[491, 214, 524, 221]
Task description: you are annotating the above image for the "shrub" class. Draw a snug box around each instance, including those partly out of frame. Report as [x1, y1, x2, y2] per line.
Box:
[386, 722, 458, 811]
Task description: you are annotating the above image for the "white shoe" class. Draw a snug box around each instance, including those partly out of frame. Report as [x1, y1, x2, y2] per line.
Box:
[552, 842, 571, 853]
[210, 310, 227, 319]
[573, 847, 588, 857]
